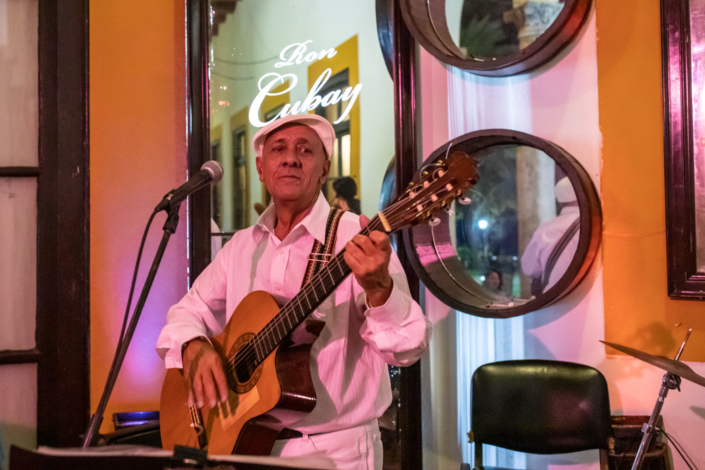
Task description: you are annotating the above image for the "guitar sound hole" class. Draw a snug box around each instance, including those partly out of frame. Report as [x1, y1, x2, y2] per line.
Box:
[235, 361, 253, 383]
[227, 336, 262, 394]
[233, 345, 256, 383]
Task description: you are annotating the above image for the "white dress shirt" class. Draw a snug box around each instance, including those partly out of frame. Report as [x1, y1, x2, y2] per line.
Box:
[521, 206, 580, 292]
[157, 192, 432, 434]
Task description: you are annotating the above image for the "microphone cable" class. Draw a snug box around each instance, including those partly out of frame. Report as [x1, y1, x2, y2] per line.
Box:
[100, 208, 158, 396]
[117, 209, 159, 345]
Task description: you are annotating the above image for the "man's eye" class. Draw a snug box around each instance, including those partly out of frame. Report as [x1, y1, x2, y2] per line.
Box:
[300, 148, 312, 154]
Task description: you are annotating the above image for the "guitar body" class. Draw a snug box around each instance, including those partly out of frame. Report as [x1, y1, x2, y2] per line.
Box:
[160, 291, 324, 455]
[159, 151, 479, 455]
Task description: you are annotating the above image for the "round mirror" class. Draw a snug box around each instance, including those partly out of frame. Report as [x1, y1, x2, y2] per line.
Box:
[400, 0, 592, 76]
[401, 130, 601, 317]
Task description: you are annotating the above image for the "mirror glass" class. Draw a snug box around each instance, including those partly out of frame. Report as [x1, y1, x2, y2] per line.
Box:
[417, 144, 582, 308]
[446, 0, 566, 60]
[689, 0, 705, 270]
[207, 0, 394, 247]
[207, 0, 400, 462]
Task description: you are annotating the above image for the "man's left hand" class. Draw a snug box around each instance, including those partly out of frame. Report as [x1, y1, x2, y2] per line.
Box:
[344, 214, 393, 307]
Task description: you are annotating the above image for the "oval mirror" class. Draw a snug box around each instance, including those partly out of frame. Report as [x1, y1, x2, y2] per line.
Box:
[400, 0, 592, 76]
[401, 130, 601, 317]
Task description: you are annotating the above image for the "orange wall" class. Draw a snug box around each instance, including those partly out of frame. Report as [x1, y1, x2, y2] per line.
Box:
[598, 0, 705, 360]
[90, 0, 188, 431]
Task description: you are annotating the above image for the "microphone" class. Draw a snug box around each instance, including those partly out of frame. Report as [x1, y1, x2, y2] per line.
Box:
[155, 160, 224, 212]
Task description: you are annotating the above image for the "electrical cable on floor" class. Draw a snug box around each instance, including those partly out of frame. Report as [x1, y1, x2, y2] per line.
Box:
[656, 427, 697, 470]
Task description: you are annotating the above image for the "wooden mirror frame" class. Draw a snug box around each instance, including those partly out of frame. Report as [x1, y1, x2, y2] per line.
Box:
[399, 0, 592, 77]
[402, 130, 602, 318]
[662, 0, 705, 299]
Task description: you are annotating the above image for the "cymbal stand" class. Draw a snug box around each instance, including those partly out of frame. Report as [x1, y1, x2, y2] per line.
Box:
[630, 329, 691, 470]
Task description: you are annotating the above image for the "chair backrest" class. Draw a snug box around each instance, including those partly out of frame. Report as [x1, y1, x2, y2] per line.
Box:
[471, 360, 611, 455]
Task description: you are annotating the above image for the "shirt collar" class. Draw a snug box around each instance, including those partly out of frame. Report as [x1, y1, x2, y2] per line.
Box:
[253, 192, 330, 244]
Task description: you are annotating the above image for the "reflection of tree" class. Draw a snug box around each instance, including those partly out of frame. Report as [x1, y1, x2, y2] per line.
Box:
[455, 146, 519, 296]
[459, 0, 518, 59]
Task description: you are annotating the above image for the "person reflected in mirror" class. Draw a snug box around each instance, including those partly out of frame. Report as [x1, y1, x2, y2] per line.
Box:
[332, 176, 361, 215]
[521, 177, 580, 295]
[482, 269, 503, 293]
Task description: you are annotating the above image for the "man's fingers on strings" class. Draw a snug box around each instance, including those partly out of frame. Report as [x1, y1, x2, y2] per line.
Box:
[201, 364, 222, 408]
[213, 366, 229, 403]
[186, 377, 195, 407]
[369, 231, 391, 251]
[351, 234, 376, 254]
[193, 373, 205, 408]
[345, 240, 365, 258]
[343, 250, 365, 274]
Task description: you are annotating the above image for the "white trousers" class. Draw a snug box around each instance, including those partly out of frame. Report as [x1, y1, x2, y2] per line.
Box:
[270, 419, 383, 470]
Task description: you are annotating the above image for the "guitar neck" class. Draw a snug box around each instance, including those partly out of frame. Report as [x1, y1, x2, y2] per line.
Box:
[251, 215, 387, 364]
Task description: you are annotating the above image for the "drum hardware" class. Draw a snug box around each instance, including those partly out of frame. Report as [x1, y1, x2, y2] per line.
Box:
[601, 329, 705, 470]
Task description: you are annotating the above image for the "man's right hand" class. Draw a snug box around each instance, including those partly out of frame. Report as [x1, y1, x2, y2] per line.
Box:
[182, 338, 229, 408]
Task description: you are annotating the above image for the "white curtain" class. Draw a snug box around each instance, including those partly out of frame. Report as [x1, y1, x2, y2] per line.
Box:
[448, 65, 530, 469]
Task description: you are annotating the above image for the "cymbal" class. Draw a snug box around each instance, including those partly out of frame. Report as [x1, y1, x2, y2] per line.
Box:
[601, 341, 705, 388]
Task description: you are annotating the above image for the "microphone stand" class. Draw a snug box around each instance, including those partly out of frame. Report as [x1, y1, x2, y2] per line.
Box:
[82, 200, 181, 448]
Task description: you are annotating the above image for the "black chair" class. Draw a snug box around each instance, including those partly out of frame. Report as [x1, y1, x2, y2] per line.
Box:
[469, 360, 612, 470]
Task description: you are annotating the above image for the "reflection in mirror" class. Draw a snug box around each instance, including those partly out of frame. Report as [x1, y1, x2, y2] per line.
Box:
[419, 144, 581, 308]
[690, 0, 705, 270]
[446, 0, 565, 60]
[207, 0, 393, 247]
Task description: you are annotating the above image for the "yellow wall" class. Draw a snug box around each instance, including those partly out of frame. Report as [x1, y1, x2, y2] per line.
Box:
[90, 0, 188, 431]
[598, 0, 705, 360]
[86, 0, 705, 438]
[307, 35, 361, 193]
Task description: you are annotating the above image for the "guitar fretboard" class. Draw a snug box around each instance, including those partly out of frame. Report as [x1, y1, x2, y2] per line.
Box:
[250, 216, 386, 364]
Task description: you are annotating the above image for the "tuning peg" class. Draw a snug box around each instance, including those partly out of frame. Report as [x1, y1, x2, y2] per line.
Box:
[428, 217, 441, 227]
[458, 196, 472, 205]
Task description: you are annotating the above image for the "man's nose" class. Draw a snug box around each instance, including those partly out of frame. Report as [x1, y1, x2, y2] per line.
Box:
[281, 149, 301, 168]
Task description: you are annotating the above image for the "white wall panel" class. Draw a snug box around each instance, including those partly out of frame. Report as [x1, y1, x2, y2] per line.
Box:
[0, 177, 37, 351]
[0, 364, 37, 469]
[0, 0, 38, 166]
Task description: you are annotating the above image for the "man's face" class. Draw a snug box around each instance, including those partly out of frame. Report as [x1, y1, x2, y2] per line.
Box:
[256, 124, 330, 204]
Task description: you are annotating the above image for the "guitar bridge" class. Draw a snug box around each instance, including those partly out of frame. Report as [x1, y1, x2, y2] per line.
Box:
[189, 405, 208, 449]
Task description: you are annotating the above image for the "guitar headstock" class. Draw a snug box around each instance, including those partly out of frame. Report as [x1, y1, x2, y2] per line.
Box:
[381, 151, 478, 232]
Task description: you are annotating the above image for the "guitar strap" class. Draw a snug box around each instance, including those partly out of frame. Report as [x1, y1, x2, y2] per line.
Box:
[542, 217, 580, 290]
[301, 208, 344, 288]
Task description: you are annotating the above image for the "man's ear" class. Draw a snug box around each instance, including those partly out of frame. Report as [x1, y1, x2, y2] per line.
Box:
[319, 158, 331, 185]
[255, 156, 264, 182]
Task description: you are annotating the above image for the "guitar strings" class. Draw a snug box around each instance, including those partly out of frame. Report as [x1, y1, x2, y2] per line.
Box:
[224, 224, 376, 377]
[223, 189, 445, 379]
[223, 217, 391, 377]
[225, 187, 448, 379]
[224, 181, 455, 378]
[226, 197, 411, 369]
[226, 217, 408, 373]
[225, 201, 412, 371]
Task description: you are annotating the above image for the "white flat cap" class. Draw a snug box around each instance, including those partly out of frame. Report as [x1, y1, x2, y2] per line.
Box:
[555, 176, 577, 203]
[252, 114, 335, 157]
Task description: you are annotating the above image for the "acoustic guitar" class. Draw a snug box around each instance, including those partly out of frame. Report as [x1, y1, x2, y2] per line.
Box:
[160, 151, 478, 455]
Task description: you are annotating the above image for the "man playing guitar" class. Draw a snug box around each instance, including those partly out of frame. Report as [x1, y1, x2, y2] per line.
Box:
[157, 113, 431, 469]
